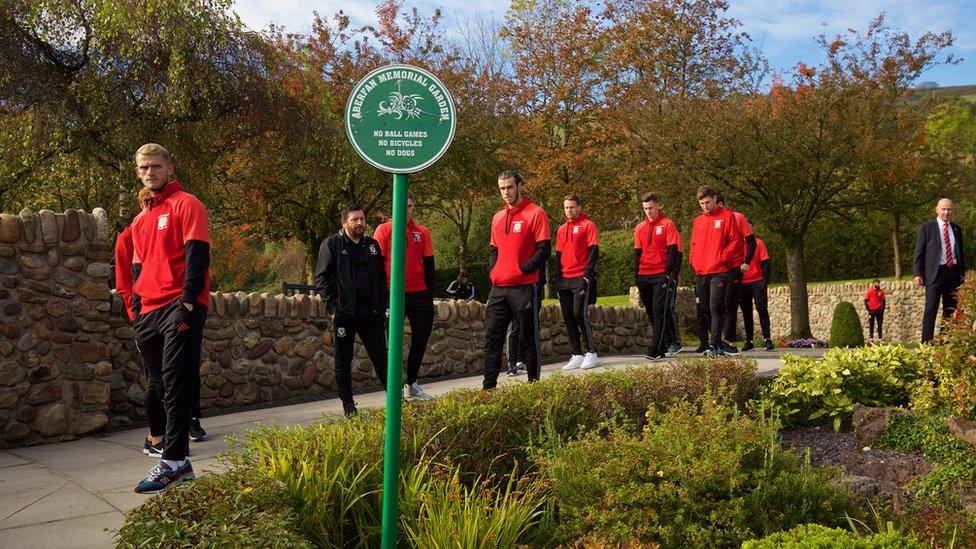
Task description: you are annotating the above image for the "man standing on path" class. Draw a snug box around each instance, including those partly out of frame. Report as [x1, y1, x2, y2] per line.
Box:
[315, 204, 389, 416]
[913, 198, 966, 342]
[689, 185, 743, 357]
[864, 279, 886, 343]
[717, 196, 756, 353]
[373, 195, 435, 401]
[633, 193, 682, 360]
[129, 144, 210, 494]
[483, 170, 551, 389]
[738, 236, 774, 351]
[554, 193, 599, 371]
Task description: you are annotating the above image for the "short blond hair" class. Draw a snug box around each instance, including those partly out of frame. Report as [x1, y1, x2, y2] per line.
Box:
[134, 143, 171, 164]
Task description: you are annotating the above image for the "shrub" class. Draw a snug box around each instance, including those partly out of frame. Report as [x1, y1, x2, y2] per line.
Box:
[742, 523, 924, 548]
[115, 468, 313, 548]
[538, 395, 855, 547]
[830, 301, 865, 348]
[924, 279, 976, 419]
[762, 346, 927, 431]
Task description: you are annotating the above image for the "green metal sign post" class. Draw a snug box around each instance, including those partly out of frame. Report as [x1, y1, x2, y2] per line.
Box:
[345, 64, 455, 549]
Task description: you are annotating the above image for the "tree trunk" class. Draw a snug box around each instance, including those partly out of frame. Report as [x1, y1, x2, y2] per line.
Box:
[785, 240, 813, 338]
[891, 212, 902, 279]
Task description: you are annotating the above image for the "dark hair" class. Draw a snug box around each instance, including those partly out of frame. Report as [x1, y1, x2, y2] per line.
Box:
[873, 278, 881, 284]
[457, 271, 469, 282]
[697, 185, 719, 200]
[641, 192, 661, 203]
[563, 193, 581, 206]
[341, 203, 365, 222]
[498, 170, 522, 184]
[407, 193, 416, 202]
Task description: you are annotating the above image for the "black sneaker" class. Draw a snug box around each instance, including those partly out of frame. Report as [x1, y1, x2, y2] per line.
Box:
[694, 343, 708, 354]
[134, 460, 195, 494]
[343, 404, 358, 418]
[764, 338, 775, 351]
[704, 346, 724, 358]
[189, 418, 207, 442]
[721, 342, 739, 355]
[665, 344, 683, 357]
[143, 438, 164, 458]
[506, 364, 519, 377]
[741, 340, 755, 352]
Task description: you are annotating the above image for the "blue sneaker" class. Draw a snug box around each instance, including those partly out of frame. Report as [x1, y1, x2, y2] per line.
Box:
[135, 460, 195, 494]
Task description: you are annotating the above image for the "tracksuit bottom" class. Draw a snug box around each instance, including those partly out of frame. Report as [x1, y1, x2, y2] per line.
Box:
[334, 307, 388, 410]
[404, 292, 435, 385]
[739, 280, 771, 342]
[868, 311, 884, 340]
[695, 271, 733, 349]
[134, 299, 207, 461]
[506, 281, 544, 368]
[636, 274, 676, 358]
[485, 284, 540, 388]
[557, 276, 597, 355]
[724, 269, 743, 341]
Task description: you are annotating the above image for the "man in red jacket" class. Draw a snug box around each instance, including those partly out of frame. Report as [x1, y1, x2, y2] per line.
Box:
[373, 194, 436, 401]
[129, 144, 210, 494]
[633, 192, 682, 360]
[689, 185, 742, 356]
[717, 196, 756, 353]
[554, 193, 599, 370]
[738, 237, 774, 351]
[483, 170, 551, 388]
[864, 279, 887, 342]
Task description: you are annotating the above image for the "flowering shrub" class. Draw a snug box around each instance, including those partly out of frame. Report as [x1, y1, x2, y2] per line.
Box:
[786, 338, 829, 348]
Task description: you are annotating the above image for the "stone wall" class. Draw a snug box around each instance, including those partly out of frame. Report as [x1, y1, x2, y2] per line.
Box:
[0, 208, 657, 447]
[631, 280, 931, 342]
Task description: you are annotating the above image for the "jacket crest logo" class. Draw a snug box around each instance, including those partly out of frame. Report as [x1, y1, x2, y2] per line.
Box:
[655, 226, 663, 235]
[513, 221, 523, 233]
[412, 232, 422, 242]
[713, 220, 723, 229]
[369, 245, 378, 255]
[572, 226, 580, 234]
[157, 213, 169, 230]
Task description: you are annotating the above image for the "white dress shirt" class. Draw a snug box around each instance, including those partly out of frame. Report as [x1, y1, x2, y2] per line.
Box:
[937, 217, 957, 266]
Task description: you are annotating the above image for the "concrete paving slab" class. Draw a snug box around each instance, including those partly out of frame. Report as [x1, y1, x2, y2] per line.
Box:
[0, 510, 123, 549]
[0, 481, 115, 529]
[0, 464, 69, 523]
[0, 452, 28, 469]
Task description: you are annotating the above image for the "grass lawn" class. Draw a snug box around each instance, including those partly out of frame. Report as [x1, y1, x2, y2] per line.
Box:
[542, 294, 632, 307]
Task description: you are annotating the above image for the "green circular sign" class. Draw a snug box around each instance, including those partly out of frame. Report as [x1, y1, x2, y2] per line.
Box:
[345, 64, 456, 174]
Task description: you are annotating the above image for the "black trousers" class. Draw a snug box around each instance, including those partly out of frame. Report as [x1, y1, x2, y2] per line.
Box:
[334, 308, 388, 409]
[636, 274, 674, 357]
[485, 284, 540, 388]
[695, 272, 732, 348]
[506, 281, 544, 366]
[868, 311, 884, 339]
[557, 277, 596, 355]
[404, 292, 434, 385]
[724, 269, 743, 341]
[664, 279, 679, 348]
[739, 280, 771, 341]
[922, 264, 962, 342]
[134, 300, 207, 461]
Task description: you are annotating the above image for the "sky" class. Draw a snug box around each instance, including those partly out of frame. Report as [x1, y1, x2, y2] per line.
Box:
[232, 0, 976, 87]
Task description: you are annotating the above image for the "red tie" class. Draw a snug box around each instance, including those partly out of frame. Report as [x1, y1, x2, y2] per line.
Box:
[943, 222, 954, 268]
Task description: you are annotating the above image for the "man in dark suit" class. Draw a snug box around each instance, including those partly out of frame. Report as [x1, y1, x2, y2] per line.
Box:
[913, 198, 966, 342]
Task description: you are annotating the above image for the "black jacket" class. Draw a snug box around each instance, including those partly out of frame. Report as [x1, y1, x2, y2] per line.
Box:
[913, 219, 965, 286]
[314, 230, 388, 316]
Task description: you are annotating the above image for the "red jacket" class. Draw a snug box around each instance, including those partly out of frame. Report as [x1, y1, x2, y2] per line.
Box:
[689, 205, 742, 275]
[634, 212, 682, 276]
[742, 238, 769, 284]
[373, 218, 434, 292]
[865, 286, 886, 312]
[131, 180, 211, 314]
[114, 226, 136, 321]
[727, 208, 755, 266]
[556, 212, 599, 279]
[489, 198, 551, 287]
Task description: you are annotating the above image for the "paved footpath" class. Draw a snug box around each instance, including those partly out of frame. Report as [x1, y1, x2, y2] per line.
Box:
[0, 348, 823, 548]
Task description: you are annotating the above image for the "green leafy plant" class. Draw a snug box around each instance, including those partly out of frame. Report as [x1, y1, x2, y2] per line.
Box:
[537, 394, 855, 547]
[830, 301, 866, 348]
[742, 523, 924, 548]
[762, 346, 926, 431]
[924, 279, 976, 419]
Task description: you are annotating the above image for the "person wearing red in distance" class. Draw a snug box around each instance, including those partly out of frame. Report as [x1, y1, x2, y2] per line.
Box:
[483, 170, 551, 388]
[738, 237, 774, 351]
[689, 185, 743, 357]
[554, 193, 600, 371]
[633, 192, 682, 360]
[864, 279, 886, 343]
[373, 194, 436, 402]
[129, 144, 210, 494]
[716, 195, 756, 354]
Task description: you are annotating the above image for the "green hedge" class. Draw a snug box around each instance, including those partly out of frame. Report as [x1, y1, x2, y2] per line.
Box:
[829, 301, 865, 348]
[742, 523, 923, 548]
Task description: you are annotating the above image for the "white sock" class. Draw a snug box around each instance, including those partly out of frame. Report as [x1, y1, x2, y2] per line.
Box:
[161, 458, 188, 469]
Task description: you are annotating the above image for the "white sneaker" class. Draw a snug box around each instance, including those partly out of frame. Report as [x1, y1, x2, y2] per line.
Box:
[562, 355, 584, 371]
[580, 352, 599, 369]
[404, 382, 433, 401]
[516, 361, 527, 373]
